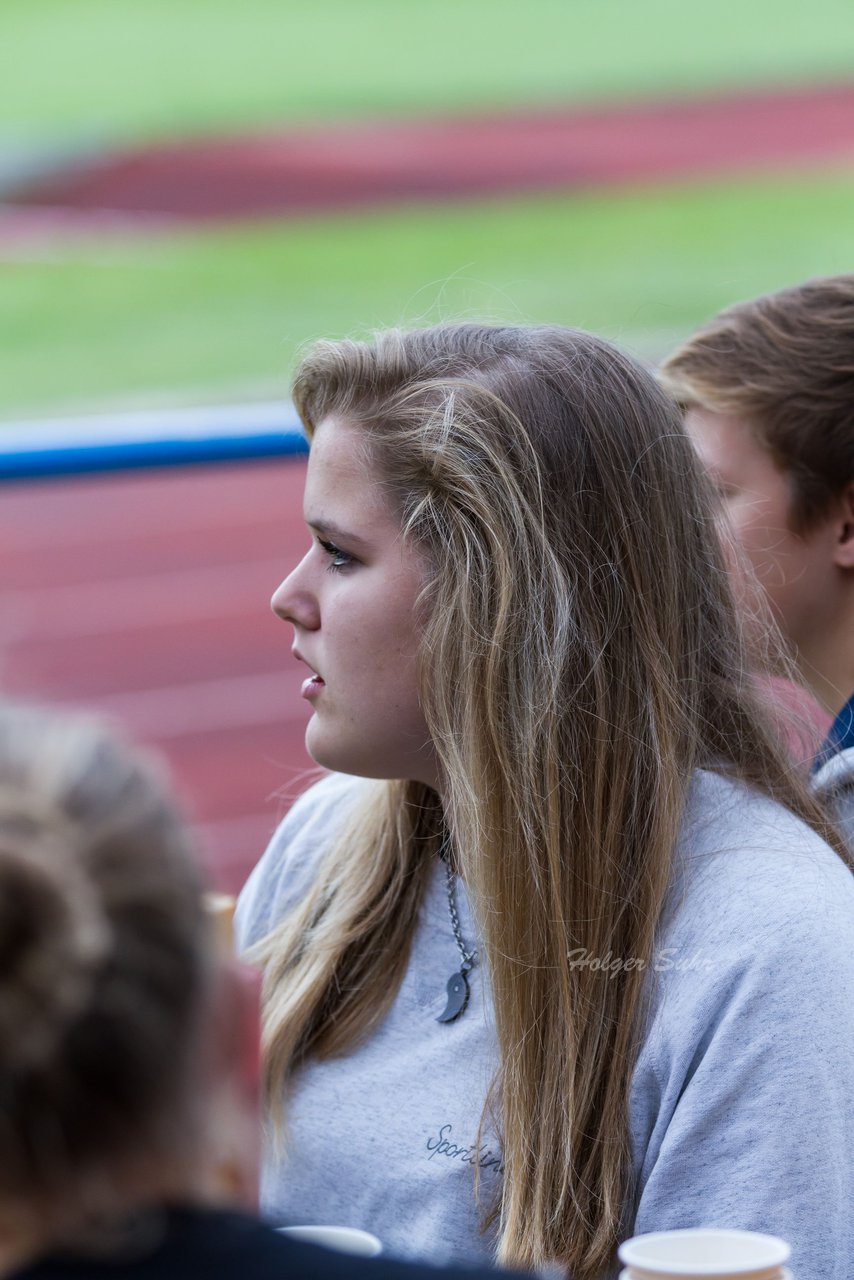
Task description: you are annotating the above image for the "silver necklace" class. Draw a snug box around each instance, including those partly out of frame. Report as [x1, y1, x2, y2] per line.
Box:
[437, 855, 479, 1024]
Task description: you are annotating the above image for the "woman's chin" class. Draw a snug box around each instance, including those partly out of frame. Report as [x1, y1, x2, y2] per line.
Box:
[304, 725, 334, 771]
[304, 722, 438, 787]
[304, 725, 360, 776]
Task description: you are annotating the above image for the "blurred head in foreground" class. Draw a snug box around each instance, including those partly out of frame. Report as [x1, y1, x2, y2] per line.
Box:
[0, 703, 226, 1262]
[660, 275, 854, 719]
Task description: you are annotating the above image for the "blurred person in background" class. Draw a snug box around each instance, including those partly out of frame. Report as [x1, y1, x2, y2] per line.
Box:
[660, 276, 854, 845]
[0, 704, 516, 1280]
[237, 324, 854, 1280]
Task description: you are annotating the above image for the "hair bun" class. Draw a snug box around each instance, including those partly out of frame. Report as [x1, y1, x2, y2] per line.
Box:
[0, 800, 111, 1075]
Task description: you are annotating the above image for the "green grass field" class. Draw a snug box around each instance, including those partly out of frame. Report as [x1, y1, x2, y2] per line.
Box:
[4, 170, 854, 419]
[2, 0, 853, 422]
[4, 0, 854, 142]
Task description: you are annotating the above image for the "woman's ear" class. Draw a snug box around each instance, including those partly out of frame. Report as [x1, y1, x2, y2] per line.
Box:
[833, 483, 854, 570]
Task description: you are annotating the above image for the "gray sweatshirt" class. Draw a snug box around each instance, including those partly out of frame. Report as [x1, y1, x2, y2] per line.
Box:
[236, 769, 854, 1279]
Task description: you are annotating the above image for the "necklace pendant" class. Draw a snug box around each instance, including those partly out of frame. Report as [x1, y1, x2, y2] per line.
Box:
[437, 970, 470, 1023]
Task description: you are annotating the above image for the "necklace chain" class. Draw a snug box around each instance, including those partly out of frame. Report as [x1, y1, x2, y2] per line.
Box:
[443, 858, 478, 976]
[436, 839, 478, 1023]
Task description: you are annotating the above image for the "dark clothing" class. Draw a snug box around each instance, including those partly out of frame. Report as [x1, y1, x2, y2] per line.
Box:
[12, 1205, 505, 1280]
[814, 691, 854, 769]
[828, 692, 854, 755]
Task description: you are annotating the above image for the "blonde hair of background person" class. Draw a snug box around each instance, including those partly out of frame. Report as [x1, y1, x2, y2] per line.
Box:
[241, 324, 854, 1280]
[659, 276, 854, 847]
[658, 275, 854, 720]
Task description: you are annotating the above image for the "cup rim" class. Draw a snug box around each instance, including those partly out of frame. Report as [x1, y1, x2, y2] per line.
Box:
[618, 1228, 790, 1274]
[277, 1224, 383, 1257]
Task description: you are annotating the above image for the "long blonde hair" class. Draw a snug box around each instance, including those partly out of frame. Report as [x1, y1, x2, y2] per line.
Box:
[254, 325, 848, 1279]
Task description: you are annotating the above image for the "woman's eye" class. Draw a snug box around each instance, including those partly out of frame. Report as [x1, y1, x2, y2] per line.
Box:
[318, 539, 355, 572]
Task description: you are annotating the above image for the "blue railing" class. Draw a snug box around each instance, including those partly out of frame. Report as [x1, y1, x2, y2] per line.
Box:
[0, 402, 308, 481]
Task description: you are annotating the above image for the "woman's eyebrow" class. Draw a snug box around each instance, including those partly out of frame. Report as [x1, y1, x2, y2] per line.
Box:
[306, 517, 370, 550]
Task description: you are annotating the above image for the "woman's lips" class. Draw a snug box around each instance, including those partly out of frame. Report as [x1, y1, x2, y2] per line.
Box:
[301, 674, 325, 701]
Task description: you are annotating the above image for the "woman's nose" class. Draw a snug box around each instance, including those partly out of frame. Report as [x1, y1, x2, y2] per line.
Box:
[271, 553, 320, 630]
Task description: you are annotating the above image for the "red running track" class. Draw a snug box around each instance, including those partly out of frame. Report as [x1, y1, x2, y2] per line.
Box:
[0, 460, 316, 894]
[9, 82, 854, 223]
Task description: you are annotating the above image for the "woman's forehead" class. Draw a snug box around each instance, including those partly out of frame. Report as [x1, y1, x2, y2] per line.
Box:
[304, 418, 399, 534]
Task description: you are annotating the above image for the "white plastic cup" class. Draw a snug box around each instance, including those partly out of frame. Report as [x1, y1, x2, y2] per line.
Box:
[618, 1228, 791, 1279]
[278, 1225, 383, 1257]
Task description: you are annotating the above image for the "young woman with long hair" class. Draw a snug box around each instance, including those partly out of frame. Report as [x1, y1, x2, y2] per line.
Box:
[236, 324, 854, 1280]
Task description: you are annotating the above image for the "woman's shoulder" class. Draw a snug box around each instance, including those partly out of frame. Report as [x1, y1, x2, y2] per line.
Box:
[678, 767, 853, 897]
[234, 772, 375, 951]
[635, 769, 854, 1113]
[632, 773, 854, 1276]
[658, 767, 854, 988]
